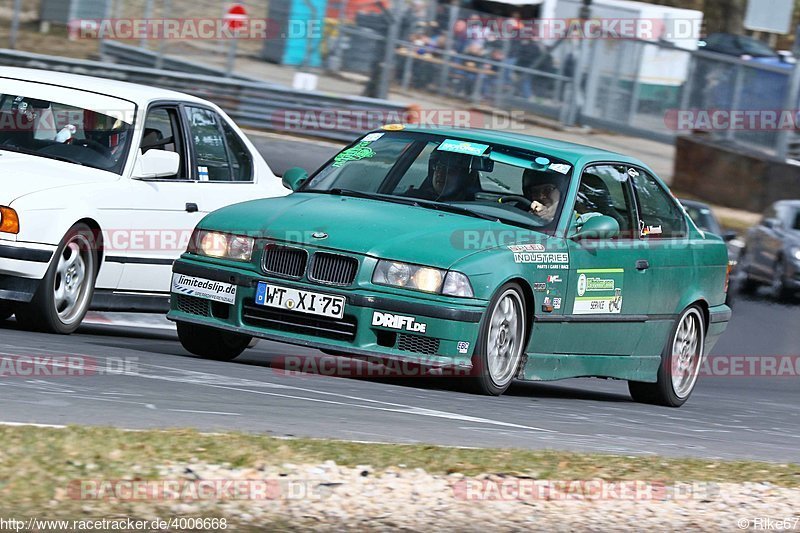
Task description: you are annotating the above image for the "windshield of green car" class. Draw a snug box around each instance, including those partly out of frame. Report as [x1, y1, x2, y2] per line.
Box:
[302, 131, 574, 230]
[0, 79, 135, 174]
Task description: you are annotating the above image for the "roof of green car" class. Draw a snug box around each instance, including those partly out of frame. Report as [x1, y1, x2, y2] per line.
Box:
[396, 126, 645, 167]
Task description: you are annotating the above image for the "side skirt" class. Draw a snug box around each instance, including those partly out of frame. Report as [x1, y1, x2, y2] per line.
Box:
[90, 290, 170, 313]
[518, 353, 662, 383]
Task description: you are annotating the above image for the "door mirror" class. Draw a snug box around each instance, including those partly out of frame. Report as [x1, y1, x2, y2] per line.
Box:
[572, 215, 620, 240]
[722, 230, 737, 242]
[763, 217, 780, 229]
[282, 167, 309, 191]
[132, 149, 180, 179]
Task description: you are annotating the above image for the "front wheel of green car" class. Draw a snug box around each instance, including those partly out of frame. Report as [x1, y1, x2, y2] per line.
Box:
[0, 301, 14, 321]
[629, 305, 705, 407]
[177, 322, 252, 361]
[468, 283, 527, 396]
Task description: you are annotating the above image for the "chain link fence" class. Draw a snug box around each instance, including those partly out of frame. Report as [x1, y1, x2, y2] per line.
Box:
[4, 0, 800, 160]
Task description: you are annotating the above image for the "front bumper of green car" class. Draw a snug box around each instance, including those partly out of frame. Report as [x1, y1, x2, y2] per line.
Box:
[167, 256, 488, 369]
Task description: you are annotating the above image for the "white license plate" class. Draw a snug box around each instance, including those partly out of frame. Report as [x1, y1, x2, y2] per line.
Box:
[255, 282, 345, 319]
[171, 273, 237, 305]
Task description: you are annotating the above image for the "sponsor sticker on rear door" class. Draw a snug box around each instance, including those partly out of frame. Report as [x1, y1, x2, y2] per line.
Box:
[171, 273, 237, 305]
[572, 269, 624, 314]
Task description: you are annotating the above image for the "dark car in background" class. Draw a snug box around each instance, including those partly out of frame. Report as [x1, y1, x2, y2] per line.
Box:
[737, 200, 800, 301]
[680, 199, 741, 259]
[698, 33, 794, 67]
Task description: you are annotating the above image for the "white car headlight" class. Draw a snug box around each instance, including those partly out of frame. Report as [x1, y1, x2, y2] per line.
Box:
[791, 246, 800, 262]
[373, 260, 473, 297]
[191, 230, 253, 262]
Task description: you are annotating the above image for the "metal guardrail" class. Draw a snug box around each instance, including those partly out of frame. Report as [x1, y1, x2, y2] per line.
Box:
[99, 41, 249, 79]
[0, 48, 411, 142]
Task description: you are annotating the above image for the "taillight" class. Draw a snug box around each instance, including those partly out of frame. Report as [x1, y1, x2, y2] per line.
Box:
[724, 261, 735, 294]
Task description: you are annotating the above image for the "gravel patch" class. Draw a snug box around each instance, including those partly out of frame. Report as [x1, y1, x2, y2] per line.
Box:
[66, 461, 800, 531]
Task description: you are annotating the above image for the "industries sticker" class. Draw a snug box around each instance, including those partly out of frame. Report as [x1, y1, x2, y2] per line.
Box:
[572, 268, 624, 314]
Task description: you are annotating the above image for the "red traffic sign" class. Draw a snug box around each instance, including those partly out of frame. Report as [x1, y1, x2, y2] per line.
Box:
[224, 4, 248, 31]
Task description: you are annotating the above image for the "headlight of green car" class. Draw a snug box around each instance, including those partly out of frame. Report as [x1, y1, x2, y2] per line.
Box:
[189, 230, 254, 262]
[372, 260, 474, 297]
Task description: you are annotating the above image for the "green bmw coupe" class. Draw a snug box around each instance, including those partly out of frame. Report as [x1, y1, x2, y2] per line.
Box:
[168, 126, 731, 406]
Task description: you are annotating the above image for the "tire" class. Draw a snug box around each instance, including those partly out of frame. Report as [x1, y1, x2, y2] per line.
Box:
[177, 322, 252, 361]
[770, 258, 794, 302]
[467, 283, 527, 396]
[735, 249, 759, 295]
[15, 223, 98, 334]
[0, 301, 14, 321]
[628, 306, 705, 407]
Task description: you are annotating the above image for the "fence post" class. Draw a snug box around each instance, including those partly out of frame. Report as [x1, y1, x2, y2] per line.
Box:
[155, 0, 172, 70]
[679, 53, 697, 112]
[777, 60, 800, 159]
[9, 0, 22, 49]
[330, 0, 350, 70]
[725, 63, 745, 142]
[493, 38, 512, 108]
[582, 38, 600, 118]
[437, 2, 458, 95]
[376, 1, 405, 100]
[627, 41, 644, 125]
[141, 0, 154, 49]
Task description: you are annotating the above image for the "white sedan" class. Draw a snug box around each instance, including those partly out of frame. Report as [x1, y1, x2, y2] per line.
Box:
[0, 67, 286, 333]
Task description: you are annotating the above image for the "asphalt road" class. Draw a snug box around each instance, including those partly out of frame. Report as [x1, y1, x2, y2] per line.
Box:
[1, 290, 798, 463]
[1, 136, 798, 463]
[248, 132, 341, 177]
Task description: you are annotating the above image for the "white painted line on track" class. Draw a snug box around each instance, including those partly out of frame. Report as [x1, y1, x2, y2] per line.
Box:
[167, 409, 241, 416]
[0, 421, 67, 429]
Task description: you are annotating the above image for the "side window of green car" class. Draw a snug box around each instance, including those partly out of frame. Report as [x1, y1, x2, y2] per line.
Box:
[630, 168, 687, 239]
[571, 165, 637, 239]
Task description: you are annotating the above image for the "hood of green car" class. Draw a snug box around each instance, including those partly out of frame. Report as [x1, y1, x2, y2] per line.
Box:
[200, 193, 543, 269]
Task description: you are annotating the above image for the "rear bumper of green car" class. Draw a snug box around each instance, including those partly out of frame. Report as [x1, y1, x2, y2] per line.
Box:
[167, 258, 487, 369]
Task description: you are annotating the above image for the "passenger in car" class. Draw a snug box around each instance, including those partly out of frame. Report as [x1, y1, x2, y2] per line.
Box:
[522, 169, 564, 223]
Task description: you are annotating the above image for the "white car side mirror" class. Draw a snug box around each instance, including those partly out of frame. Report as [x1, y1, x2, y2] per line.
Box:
[132, 149, 180, 179]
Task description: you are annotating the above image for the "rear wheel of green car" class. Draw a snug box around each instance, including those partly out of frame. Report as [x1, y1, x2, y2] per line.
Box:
[629, 305, 705, 407]
[468, 283, 527, 396]
[177, 322, 252, 361]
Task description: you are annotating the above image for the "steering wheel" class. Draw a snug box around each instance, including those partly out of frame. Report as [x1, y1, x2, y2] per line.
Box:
[498, 195, 533, 211]
[75, 138, 113, 157]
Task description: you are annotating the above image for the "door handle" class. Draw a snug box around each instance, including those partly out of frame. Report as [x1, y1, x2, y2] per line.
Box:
[636, 259, 650, 271]
[185, 203, 198, 213]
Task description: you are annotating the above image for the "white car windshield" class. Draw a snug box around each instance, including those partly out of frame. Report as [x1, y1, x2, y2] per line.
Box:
[0, 81, 135, 174]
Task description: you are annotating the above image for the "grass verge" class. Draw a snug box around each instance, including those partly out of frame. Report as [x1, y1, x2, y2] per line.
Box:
[1, 424, 798, 516]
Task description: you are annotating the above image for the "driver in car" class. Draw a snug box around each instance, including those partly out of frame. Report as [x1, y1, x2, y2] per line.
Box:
[406, 152, 475, 202]
[522, 170, 564, 223]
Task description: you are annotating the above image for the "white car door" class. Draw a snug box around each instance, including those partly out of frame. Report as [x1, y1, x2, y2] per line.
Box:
[111, 105, 204, 294]
[182, 105, 284, 214]
[113, 104, 283, 295]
